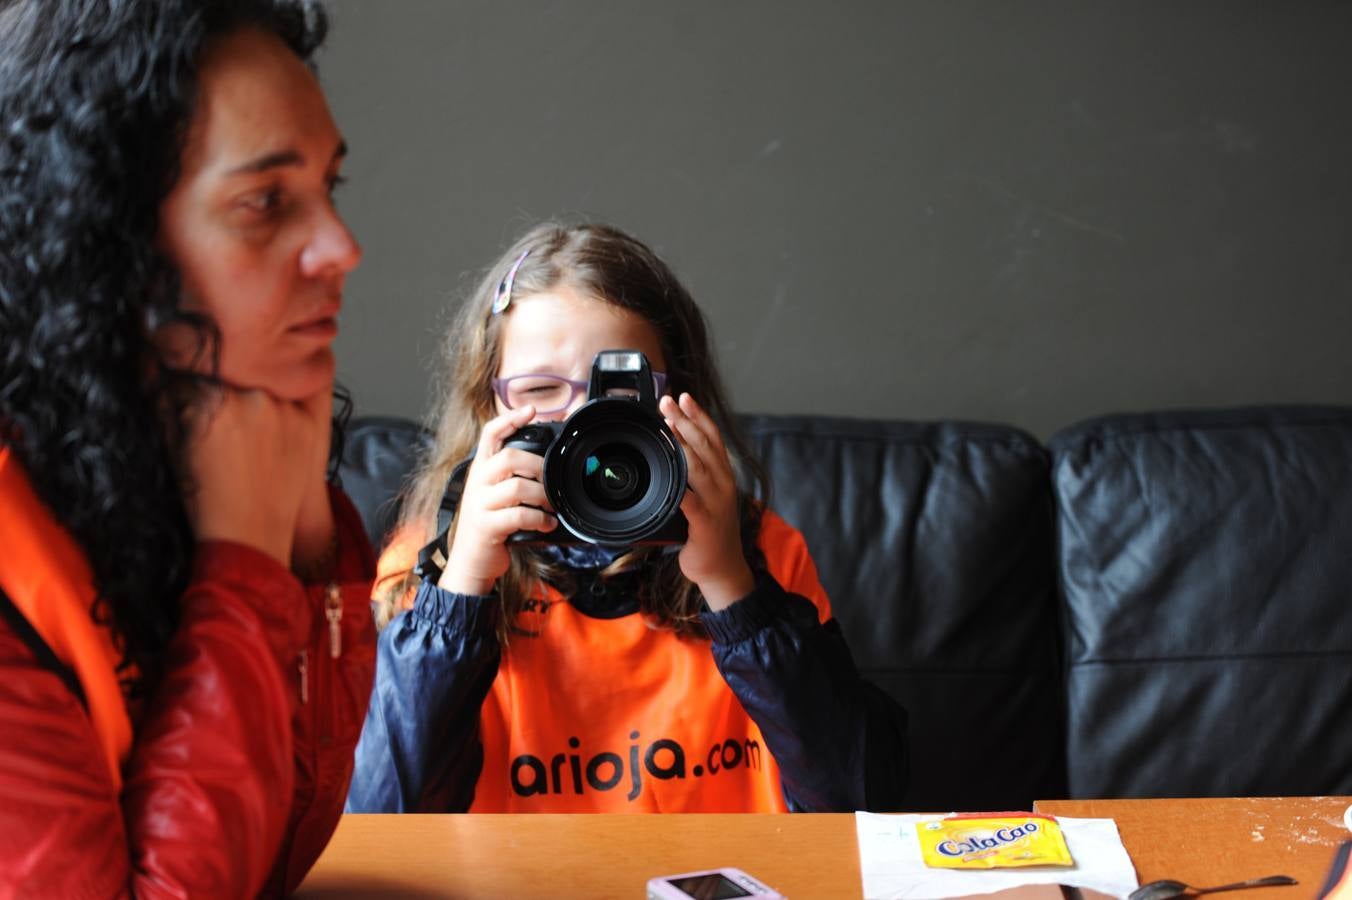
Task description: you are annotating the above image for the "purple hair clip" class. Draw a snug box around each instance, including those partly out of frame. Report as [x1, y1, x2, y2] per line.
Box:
[491, 249, 531, 315]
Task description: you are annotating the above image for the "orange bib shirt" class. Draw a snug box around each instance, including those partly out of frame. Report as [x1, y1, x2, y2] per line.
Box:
[378, 510, 832, 813]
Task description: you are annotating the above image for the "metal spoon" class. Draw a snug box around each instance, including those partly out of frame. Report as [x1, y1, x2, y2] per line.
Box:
[1127, 875, 1296, 900]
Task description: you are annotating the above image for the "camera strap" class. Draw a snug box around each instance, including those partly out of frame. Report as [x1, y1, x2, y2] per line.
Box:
[413, 453, 474, 584]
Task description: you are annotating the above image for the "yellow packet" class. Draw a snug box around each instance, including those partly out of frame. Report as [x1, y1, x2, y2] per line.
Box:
[916, 813, 1074, 868]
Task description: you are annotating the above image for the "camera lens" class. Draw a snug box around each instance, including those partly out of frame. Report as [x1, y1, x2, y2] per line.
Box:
[583, 444, 651, 510]
[542, 399, 686, 545]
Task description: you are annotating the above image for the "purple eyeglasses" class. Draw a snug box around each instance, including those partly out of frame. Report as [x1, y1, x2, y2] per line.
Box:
[492, 371, 668, 415]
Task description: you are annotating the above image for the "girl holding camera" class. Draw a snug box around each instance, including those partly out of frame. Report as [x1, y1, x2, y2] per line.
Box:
[348, 222, 908, 814]
[1, 1, 375, 894]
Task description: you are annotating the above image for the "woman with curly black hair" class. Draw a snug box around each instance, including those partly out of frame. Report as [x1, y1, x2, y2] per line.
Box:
[0, 0, 376, 894]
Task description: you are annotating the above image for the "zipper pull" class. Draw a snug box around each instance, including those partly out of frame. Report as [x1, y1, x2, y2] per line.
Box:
[325, 583, 343, 659]
[298, 648, 309, 705]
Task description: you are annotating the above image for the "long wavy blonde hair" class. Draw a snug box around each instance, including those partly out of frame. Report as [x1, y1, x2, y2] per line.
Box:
[374, 222, 768, 641]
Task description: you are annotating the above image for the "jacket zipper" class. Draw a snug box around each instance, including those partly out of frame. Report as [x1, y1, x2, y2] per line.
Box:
[325, 583, 343, 658]
[297, 648, 309, 705]
[300, 584, 343, 703]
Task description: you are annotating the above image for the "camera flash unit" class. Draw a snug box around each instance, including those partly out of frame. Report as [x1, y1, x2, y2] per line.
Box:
[596, 351, 643, 372]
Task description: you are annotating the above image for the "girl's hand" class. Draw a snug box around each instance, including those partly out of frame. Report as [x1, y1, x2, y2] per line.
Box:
[440, 405, 558, 596]
[184, 386, 324, 567]
[660, 393, 755, 610]
[290, 387, 337, 579]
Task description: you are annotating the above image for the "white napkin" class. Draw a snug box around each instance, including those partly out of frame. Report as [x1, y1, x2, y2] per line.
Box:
[854, 812, 1139, 899]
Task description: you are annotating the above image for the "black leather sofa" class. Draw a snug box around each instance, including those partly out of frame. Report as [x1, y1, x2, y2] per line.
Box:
[338, 405, 1352, 811]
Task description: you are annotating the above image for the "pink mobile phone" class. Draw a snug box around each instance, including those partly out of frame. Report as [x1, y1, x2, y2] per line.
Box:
[646, 866, 786, 900]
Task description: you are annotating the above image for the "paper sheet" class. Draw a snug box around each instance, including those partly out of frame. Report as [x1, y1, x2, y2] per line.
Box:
[855, 812, 1139, 899]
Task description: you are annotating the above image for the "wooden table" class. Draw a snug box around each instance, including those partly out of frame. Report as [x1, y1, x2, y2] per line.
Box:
[294, 813, 860, 899]
[295, 798, 1352, 899]
[1036, 797, 1351, 898]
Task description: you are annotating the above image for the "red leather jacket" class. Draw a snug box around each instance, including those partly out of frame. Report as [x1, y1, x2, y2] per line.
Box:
[0, 488, 376, 899]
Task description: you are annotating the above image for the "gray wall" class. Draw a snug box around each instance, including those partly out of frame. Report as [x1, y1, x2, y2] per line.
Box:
[321, 1, 1352, 438]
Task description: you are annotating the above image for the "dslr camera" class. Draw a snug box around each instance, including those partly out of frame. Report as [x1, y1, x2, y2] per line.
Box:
[505, 349, 688, 547]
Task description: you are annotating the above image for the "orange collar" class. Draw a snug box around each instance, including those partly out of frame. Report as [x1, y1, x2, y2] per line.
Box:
[0, 446, 132, 792]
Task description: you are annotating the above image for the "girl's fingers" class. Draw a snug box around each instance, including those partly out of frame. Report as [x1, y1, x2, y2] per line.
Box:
[664, 393, 729, 458]
[677, 393, 728, 454]
[483, 475, 552, 513]
[480, 447, 546, 485]
[478, 405, 536, 457]
[665, 411, 732, 494]
[488, 505, 557, 538]
[671, 421, 705, 472]
[664, 415, 701, 484]
[676, 435, 723, 498]
[663, 397, 712, 456]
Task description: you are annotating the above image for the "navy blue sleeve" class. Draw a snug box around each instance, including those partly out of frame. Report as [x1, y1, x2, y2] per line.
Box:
[345, 579, 500, 813]
[702, 574, 909, 812]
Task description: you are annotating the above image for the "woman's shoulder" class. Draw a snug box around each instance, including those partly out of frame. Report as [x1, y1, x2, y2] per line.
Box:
[0, 612, 119, 791]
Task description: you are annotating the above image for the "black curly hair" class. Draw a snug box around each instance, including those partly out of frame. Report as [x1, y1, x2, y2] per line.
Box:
[0, 0, 333, 698]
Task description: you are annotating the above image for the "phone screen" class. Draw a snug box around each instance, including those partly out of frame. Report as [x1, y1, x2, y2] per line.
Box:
[664, 872, 754, 899]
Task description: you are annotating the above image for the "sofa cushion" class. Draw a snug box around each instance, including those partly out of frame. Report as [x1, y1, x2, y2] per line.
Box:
[1052, 406, 1352, 798]
[740, 414, 1063, 812]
